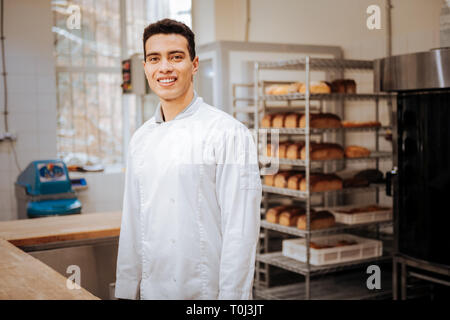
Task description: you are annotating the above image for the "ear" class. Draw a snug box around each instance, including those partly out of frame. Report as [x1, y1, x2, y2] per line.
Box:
[191, 56, 199, 76]
[142, 60, 149, 78]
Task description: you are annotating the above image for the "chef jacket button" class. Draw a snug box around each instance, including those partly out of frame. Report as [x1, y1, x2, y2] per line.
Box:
[171, 239, 176, 244]
[173, 278, 176, 283]
[170, 198, 175, 204]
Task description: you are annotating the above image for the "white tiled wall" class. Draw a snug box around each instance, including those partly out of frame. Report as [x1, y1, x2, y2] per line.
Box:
[0, 0, 57, 220]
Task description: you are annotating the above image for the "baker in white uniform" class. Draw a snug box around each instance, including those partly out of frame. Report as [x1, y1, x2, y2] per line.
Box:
[114, 18, 262, 300]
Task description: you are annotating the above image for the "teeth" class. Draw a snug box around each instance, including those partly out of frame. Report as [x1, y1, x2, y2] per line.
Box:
[159, 78, 176, 83]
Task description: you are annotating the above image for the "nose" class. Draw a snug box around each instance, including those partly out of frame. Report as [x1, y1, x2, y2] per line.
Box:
[159, 58, 174, 73]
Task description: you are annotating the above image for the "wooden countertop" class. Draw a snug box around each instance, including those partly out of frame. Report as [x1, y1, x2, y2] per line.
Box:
[0, 239, 99, 299]
[0, 211, 122, 247]
[0, 212, 122, 300]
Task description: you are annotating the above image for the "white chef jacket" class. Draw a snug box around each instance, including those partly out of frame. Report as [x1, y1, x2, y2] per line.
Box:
[115, 94, 262, 300]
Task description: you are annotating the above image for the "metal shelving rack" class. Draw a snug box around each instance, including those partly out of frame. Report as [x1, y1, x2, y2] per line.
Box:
[252, 57, 396, 300]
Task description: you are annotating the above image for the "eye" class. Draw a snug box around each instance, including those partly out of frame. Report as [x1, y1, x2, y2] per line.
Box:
[147, 56, 159, 63]
[171, 55, 183, 61]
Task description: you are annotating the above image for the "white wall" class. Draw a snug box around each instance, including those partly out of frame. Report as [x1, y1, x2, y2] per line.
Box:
[192, 0, 216, 45]
[0, 0, 57, 221]
[208, 0, 442, 59]
[192, 0, 443, 209]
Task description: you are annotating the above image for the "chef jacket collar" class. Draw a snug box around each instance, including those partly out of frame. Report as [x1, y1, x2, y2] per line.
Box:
[154, 91, 199, 124]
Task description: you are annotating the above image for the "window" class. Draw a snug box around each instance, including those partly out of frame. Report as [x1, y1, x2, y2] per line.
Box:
[52, 0, 192, 166]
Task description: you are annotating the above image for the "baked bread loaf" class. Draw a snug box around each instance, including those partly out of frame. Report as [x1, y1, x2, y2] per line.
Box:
[345, 145, 371, 158]
[287, 173, 305, 190]
[299, 113, 342, 128]
[344, 79, 356, 94]
[299, 81, 331, 94]
[272, 113, 289, 128]
[300, 173, 343, 192]
[341, 120, 381, 128]
[342, 169, 385, 187]
[335, 240, 357, 247]
[266, 205, 291, 223]
[279, 207, 306, 226]
[336, 204, 390, 214]
[296, 210, 336, 230]
[266, 83, 302, 95]
[266, 141, 290, 158]
[354, 169, 384, 183]
[286, 142, 306, 159]
[331, 79, 346, 93]
[263, 174, 275, 186]
[331, 79, 357, 93]
[310, 239, 357, 249]
[274, 171, 296, 188]
[265, 85, 277, 95]
[300, 142, 344, 160]
[261, 114, 275, 128]
[285, 113, 301, 128]
[343, 176, 369, 188]
[309, 242, 333, 249]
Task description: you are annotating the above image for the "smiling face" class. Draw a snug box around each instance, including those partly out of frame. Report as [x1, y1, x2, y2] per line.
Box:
[143, 33, 199, 103]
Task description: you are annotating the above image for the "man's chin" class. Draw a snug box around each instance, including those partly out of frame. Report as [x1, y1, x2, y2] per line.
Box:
[155, 88, 184, 102]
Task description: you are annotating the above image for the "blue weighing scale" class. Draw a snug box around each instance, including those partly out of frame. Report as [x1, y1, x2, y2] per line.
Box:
[15, 160, 83, 219]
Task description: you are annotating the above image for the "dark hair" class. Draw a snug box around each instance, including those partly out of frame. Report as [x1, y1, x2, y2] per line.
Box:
[143, 18, 196, 61]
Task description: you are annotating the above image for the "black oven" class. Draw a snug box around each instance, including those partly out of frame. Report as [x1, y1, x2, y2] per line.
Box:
[375, 48, 450, 267]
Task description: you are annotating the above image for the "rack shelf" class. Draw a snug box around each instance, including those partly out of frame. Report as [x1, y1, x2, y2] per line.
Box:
[256, 251, 392, 276]
[253, 271, 393, 300]
[263, 92, 395, 101]
[259, 151, 392, 167]
[260, 219, 393, 237]
[258, 126, 392, 134]
[256, 58, 374, 70]
[251, 55, 395, 300]
[262, 184, 386, 199]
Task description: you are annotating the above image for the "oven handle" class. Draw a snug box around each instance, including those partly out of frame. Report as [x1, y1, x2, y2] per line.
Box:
[386, 166, 398, 197]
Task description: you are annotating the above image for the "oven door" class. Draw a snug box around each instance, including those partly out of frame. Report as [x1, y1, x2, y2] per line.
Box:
[396, 90, 450, 266]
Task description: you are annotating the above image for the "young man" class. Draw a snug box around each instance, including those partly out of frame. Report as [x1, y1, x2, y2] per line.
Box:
[114, 19, 262, 300]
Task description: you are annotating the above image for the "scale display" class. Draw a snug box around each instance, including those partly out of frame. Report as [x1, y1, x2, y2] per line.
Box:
[37, 162, 67, 182]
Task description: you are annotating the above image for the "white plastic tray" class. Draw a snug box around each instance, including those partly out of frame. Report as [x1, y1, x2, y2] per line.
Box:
[327, 204, 392, 225]
[282, 234, 383, 266]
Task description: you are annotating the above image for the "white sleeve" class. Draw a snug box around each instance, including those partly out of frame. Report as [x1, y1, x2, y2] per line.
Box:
[215, 126, 262, 300]
[115, 147, 142, 300]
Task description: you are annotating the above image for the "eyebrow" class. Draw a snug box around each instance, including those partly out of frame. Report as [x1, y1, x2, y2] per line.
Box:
[146, 50, 186, 58]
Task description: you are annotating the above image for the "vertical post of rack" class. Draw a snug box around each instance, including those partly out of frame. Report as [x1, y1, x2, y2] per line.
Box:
[305, 56, 311, 300]
[375, 95, 380, 239]
[232, 84, 237, 120]
[254, 62, 270, 289]
[254, 62, 260, 145]
[375, 95, 380, 204]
